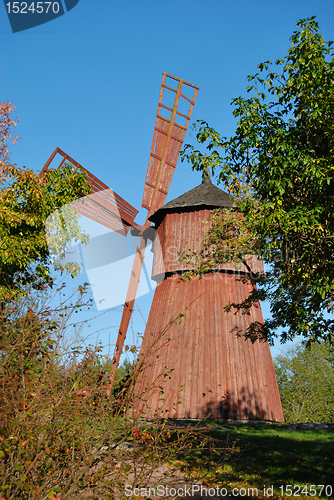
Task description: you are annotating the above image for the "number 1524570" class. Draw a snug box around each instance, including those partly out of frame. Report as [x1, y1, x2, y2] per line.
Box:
[5, 2, 60, 14]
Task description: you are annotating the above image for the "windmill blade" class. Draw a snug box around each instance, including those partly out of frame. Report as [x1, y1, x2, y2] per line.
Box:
[108, 74, 199, 388]
[142, 73, 199, 218]
[40, 147, 138, 236]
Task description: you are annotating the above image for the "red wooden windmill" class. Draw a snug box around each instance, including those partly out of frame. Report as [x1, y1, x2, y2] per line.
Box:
[132, 177, 283, 421]
[41, 73, 283, 422]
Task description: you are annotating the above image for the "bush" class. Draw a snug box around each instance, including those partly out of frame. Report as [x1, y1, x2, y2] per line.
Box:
[0, 288, 199, 500]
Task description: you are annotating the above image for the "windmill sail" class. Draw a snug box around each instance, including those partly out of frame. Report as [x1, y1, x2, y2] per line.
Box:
[40, 147, 138, 235]
[142, 73, 199, 217]
[109, 74, 199, 385]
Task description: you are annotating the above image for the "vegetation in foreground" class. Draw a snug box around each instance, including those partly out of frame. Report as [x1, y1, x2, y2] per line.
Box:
[2, 284, 333, 500]
[0, 288, 199, 500]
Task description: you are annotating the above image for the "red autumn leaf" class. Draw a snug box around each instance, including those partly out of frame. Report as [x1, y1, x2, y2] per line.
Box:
[134, 428, 140, 437]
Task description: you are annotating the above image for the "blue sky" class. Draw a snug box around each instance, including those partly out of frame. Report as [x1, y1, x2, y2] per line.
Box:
[2, 0, 334, 360]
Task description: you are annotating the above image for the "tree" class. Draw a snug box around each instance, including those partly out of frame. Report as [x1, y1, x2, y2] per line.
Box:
[274, 343, 334, 423]
[181, 18, 334, 345]
[0, 102, 92, 302]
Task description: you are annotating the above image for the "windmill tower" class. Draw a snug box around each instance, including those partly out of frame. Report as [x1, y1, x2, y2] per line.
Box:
[41, 73, 283, 421]
[132, 176, 284, 421]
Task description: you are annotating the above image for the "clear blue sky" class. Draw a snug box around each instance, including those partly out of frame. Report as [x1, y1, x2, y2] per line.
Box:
[2, 0, 334, 360]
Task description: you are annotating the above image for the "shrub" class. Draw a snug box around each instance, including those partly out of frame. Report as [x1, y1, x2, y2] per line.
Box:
[0, 289, 199, 500]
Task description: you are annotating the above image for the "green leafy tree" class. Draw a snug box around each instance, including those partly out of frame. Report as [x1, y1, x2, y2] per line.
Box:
[0, 102, 92, 302]
[181, 17, 334, 345]
[274, 343, 334, 423]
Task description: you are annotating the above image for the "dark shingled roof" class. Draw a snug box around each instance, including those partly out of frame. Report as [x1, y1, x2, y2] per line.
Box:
[149, 177, 235, 224]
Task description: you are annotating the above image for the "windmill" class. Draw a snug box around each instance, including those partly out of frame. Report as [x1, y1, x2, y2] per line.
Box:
[41, 73, 284, 421]
[132, 177, 284, 421]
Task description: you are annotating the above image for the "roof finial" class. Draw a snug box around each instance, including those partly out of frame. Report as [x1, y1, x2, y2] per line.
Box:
[202, 154, 212, 184]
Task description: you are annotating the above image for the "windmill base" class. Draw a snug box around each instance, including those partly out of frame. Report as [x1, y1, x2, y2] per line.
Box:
[131, 273, 284, 422]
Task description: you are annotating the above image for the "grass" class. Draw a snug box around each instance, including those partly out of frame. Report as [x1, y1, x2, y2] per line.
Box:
[173, 421, 334, 499]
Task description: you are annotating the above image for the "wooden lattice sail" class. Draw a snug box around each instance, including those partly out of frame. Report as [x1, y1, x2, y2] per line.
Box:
[40, 147, 138, 236]
[109, 74, 199, 380]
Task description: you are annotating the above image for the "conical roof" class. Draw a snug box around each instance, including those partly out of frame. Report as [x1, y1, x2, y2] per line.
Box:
[149, 177, 234, 224]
